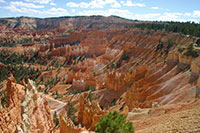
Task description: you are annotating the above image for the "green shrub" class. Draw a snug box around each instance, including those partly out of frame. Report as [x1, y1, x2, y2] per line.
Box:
[196, 39, 200, 46]
[0, 90, 7, 108]
[96, 111, 135, 133]
[93, 72, 96, 77]
[184, 44, 199, 58]
[178, 47, 184, 53]
[67, 103, 78, 125]
[167, 39, 175, 49]
[122, 51, 128, 60]
[53, 112, 59, 126]
[88, 91, 93, 102]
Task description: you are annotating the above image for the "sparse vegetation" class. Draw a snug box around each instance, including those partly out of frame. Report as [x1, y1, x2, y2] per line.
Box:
[0, 90, 7, 108]
[178, 47, 184, 53]
[122, 51, 129, 60]
[88, 84, 96, 91]
[196, 38, 200, 47]
[0, 50, 48, 66]
[53, 112, 59, 126]
[0, 42, 16, 47]
[184, 44, 199, 58]
[44, 76, 58, 87]
[43, 88, 49, 94]
[67, 103, 78, 125]
[156, 39, 163, 51]
[88, 91, 93, 102]
[52, 90, 63, 99]
[0, 64, 39, 83]
[93, 72, 96, 77]
[167, 39, 175, 49]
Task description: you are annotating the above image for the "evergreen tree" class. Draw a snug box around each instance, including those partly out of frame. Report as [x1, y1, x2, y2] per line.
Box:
[96, 111, 135, 133]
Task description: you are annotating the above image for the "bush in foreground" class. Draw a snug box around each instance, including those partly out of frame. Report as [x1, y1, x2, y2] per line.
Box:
[96, 111, 134, 133]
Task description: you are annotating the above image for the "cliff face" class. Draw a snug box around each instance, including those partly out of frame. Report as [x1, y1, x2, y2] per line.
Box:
[0, 78, 55, 133]
[78, 93, 106, 131]
[125, 52, 200, 110]
[0, 16, 136, 32]
[18, 80, 54, 133]
[59, 112, 81, 133]
[0, 77, 24, 133]
[167, 52, 193, 65]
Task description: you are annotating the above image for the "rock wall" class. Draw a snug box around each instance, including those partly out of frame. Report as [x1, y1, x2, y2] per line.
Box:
[78, 93, 106, 131]
[59, 112, 81, 133]
[0, 77, 24, 133]
[0, 78, 56, 133]
[18, 79, 54, 133]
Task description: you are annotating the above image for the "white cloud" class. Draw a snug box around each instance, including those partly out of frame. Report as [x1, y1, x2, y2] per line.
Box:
[66, 2, 79, 7]
[89, 0, 105, 8]
[123, 0, 145, 7]
[111, 2, 121, 8]
[43, 8, 68, 16]
[25, 0, 51, 4]
[67, 0, 121, 9]
[10, 1, 44, 8]
[154, 12, 197, 22]
[151, 7, 159, 10]
[4, 5, 40, 13]
[4, 2, 68, 17]
[78, 9, 132, 19]
[193, 10, 200, 17]
[80, 2, 90, 8]
[134, 13, 160, 20]
[120, 1, 125, 4]
[157, 12, 182, 21]
[77, 9, 198, 22]
[184, 13, 191, 17]
[50, 2, 56, 6]
[0, 0, 6, 3]
[71, 9, 76, 13]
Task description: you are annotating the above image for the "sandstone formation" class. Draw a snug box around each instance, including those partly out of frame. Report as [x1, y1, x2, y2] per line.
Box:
[18, 79, 54, 133]
[0, 77, 24, 133]
[78, 93, 106, 131]
[1, 16, 200, 133]
[59, 112, 81, 133]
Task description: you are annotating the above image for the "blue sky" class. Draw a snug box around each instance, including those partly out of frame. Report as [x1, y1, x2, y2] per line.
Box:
[0, 0, 200, 22]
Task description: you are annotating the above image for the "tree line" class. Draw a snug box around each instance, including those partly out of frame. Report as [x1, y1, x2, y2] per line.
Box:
[134, 21, 200, 37]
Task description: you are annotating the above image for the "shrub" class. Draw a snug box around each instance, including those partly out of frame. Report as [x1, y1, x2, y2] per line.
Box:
[53, 112, 59, 126]
[184, 44, 199, 58]
[43, 88, 49, 94]
[95, 111, 135, 133]
[156, 41, 163, 51]
[178, 47, 184, 53]
[93, 72, 96, 77]
[167, 39, 175, 49]
[88, 91, 93, 102]
[122, 51, 128, 60]
[67, 103, 78, 125]
[196, 38, 200, 46]
[116, 61, 121, 68]
[0, 90, 7, 108]
[0, 68, 9, 82]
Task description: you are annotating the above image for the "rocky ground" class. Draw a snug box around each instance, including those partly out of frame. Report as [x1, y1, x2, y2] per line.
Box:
[136, 100, 200, 133]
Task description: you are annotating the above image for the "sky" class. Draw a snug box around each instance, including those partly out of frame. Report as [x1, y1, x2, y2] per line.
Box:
[0, 0, 200, 22]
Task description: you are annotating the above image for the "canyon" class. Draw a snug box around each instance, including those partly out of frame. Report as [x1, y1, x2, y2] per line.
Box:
[0, 16, 200, 132]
